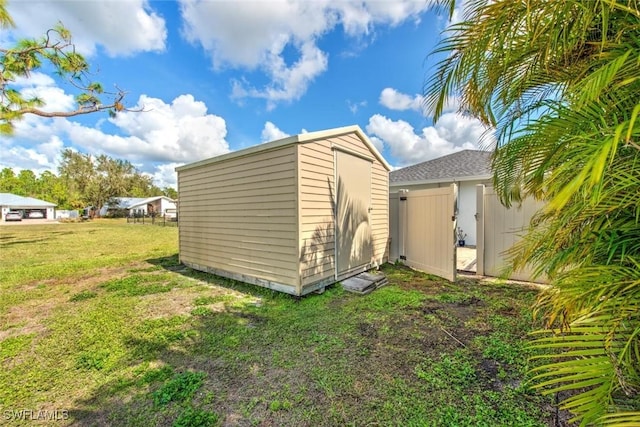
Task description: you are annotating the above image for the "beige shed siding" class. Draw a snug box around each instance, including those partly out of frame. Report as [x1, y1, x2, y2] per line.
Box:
[178, 144, 299, 288]
[330, 134, 389, 267]
[297, 133, 389, 287]
[298, 141, 335, 286]
[371, 163, 389, 264]
[178, 125, 389, 295]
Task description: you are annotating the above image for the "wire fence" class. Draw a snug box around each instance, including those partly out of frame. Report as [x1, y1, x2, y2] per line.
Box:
[126, 215, 178, 227]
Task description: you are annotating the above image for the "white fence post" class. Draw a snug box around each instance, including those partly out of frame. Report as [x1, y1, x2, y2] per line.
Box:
[398, 189, 408, 262]
[476, 184, 485, 276]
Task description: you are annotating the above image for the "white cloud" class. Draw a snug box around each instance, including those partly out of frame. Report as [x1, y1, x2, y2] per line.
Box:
[0, 135, 64, 176]
[261, 122, 290, 142]
[4, 86, 229, 188]
[368, 135, 385, 154]
[180, 0, 431, 107]
[232, 41, 328, 110]
[379, 88, 459, 116]
[151, 162, 183, 189]
[449, 0, 470, 25]
[440, 95, 461, 114]
[6, 0, 166, 56]
[366, 113, 493, 166]
[13, 72, 76, 114]
[347, 99, 367, 114]
[379, 87, 424, 112]
[80, 94, 230, 163]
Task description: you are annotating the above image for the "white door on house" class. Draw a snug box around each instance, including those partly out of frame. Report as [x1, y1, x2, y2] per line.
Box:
[335, 149, 373, 279]
[398, 185, 457, 282]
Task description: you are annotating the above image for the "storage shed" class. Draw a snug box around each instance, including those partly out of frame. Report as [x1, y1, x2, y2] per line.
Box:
[176, 125, 390, 296]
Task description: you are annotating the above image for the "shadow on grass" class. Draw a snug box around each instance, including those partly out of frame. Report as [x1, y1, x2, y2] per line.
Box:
[65, 258, 556, 427]
[0, 238, 49, 246]
[146, 253, 304, 301]
[0, 230, 76, 246]
[67, 279, 309, 426]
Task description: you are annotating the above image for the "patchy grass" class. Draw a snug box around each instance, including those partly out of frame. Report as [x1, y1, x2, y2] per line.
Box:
[0, 221, 557, 426]
[152, 371, 206, 406]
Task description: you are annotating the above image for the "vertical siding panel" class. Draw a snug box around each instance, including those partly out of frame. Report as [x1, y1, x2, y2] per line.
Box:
[402, 187, 456, 282]
[389, 192, 399, 260]
[481, 186, 546, 283]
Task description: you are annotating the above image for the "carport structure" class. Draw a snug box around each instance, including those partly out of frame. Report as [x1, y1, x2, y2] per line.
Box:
[0, 193, 56, 221]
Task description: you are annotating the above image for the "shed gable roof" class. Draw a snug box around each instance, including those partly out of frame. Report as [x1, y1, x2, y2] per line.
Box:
[176, 125, 391, 172]
[0, 193, 56, 207]
[390, 150, 492, 184]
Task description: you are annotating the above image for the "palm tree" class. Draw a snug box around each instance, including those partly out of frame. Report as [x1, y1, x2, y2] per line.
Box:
[426, 1, 640, 425]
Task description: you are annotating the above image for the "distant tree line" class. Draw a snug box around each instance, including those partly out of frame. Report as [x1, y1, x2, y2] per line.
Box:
[0, 149, 177, 211]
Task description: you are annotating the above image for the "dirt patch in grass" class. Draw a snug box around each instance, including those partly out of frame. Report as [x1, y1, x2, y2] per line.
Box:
[1, 222, 563, 427]
[0, 263, 161, 341]
[1, 303, 53, 341]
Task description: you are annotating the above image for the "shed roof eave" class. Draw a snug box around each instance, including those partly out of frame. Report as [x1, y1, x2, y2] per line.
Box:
[175, 125, 391, 173]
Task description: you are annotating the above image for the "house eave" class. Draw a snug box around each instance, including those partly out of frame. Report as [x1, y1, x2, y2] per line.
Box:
[389, 174, 492, 190]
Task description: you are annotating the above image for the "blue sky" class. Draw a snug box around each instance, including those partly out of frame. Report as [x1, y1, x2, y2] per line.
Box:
[1, 0, 489, 189]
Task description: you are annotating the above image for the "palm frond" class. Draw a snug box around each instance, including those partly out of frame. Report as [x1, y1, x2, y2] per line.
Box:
[426, 1, 640, 424]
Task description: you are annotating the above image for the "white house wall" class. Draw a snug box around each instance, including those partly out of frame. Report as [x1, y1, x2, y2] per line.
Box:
[457, 183, 477, 246]
[160, 199, 177, 215]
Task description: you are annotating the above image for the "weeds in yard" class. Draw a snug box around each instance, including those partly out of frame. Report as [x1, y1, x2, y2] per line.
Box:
[415, 349, 477, 390]
[173, 406, 219, 427]
[191, 307, 214, 316]
[193, 296, 217, 305]
[101, 274, 176, 296]
[475, 331, 526, 367]
[152, 371, 206, 406]
[75, 349, 112, 371]
[0, 221, 555, 426]
[139, 365, 174, 385]
[0, 334, 34, 358]
[69, 290, 98, 302]
[268, 399, 292, 412]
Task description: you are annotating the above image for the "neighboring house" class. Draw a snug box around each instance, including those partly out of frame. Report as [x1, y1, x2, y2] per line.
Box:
[176, 125, 390, 296]
[100, 196, 177, 217]
[0, 193, 56, 221]
[390, 150, 492, 246]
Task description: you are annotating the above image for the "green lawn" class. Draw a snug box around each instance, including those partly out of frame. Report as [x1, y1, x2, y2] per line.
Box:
[0, 220, 555, 426]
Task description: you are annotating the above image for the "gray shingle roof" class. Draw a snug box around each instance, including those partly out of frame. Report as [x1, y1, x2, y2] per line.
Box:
[0, 193, 56, 207]
[390, 150, 493, 183]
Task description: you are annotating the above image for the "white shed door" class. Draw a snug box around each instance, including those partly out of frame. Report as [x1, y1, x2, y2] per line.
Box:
[335, 150, 372, 278]
[399, 186, 457, 282]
